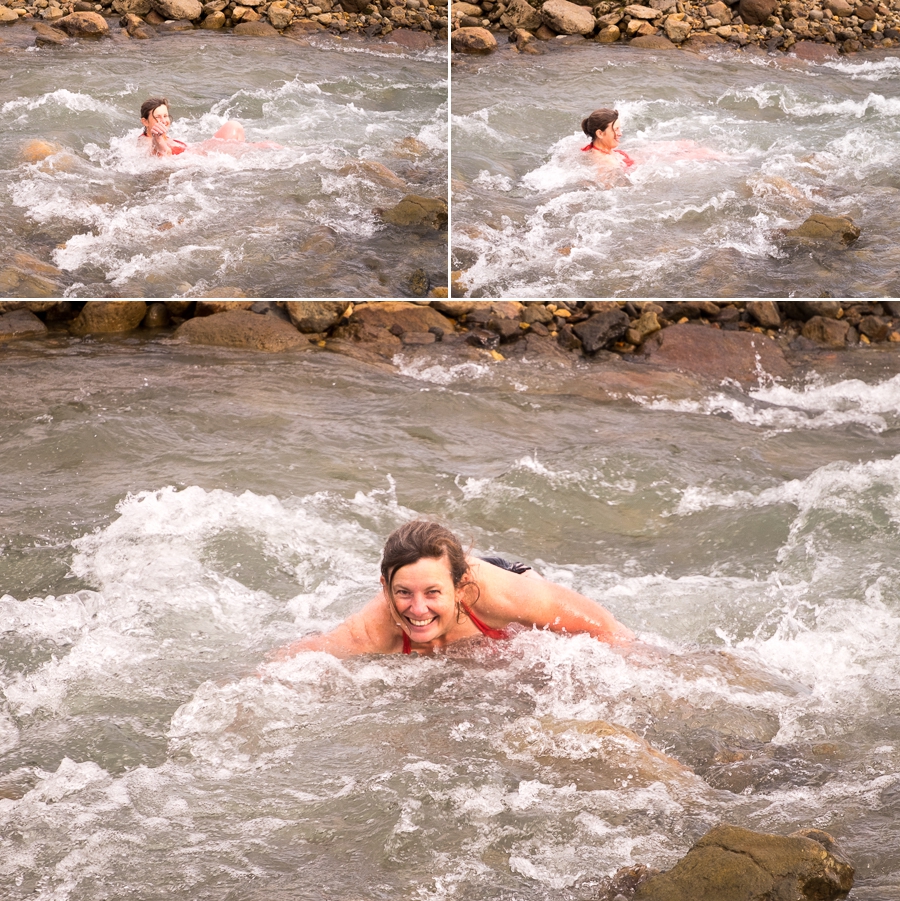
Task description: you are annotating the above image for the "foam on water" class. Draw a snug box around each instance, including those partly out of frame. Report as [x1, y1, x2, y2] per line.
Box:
[638, 372, 900, 433]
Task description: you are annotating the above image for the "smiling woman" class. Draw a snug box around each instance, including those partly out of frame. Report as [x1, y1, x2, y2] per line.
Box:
[269, 520, 634, 658]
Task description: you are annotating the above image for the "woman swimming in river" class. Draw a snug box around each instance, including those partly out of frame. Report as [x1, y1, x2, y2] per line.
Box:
[270, 520, 634, 659]
[582, 108, 636, 171]
[139, 97, 279, 157]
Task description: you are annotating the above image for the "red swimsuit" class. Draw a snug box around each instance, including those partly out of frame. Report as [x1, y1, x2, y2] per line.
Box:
[582, 142, 636, 168]
[401, 601, 506, 654]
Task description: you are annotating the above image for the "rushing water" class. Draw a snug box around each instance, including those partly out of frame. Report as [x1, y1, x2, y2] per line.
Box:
[0, 32, 448, 298]
[451, 43, 900, 298]
[3, 338, 900, 900]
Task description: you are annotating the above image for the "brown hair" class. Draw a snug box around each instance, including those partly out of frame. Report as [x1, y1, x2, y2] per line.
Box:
[140, 97, 169, 135]
[582, 108, 619, 140]
[381, 521, 474, 610]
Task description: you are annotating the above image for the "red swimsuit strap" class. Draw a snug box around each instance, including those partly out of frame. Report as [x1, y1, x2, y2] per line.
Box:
[460, 602, 507, 639]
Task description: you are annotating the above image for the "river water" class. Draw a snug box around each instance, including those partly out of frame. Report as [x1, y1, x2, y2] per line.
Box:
[0, 32, 447, 298]
[2, 338, 900, 900]
[451, 43, 900, 298]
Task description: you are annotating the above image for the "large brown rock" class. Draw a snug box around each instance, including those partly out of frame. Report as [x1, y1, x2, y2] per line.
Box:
[802, 316, 850, 347]
[781, 301, 842, 321]
[638, 322, 792, 384]
[783, 214, 860, 246]
[542, 0, 596, 33]
[350, 301, 454, 337]
[32, 23, 71, 45]
[57, 12, 110, 35]
[738, 0, 776, 24]
[500, 0, 542, 29]
[284, 301, 346, 332]
[174, 310, 310, 352]
[0, 309, 49, 343]
[151, 0, 202, 18]
[572, 308, 630, 353]
[70, 301, 147, 336]
[379, 195, 448, 230]
[234, 19, 278, 33]
[633, 824, 854, 901]
[746, 300, 781, 329]
[0, 6, 19, 22]
[450, 25, 498, 51]
[629, 33, 676, 47]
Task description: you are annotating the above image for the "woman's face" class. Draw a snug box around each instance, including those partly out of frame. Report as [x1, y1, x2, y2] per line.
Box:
[142, 104, 171, 132]
[384, 555, 461, 644]
[596, 119, 622, 149]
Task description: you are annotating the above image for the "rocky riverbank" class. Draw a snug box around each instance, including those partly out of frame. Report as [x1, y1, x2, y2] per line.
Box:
[450, 0, 900, 56]
[3, 300, 900, 384]
[0, 0, 447, 45]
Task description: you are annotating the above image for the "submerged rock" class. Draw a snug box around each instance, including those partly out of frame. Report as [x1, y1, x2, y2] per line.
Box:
[783, 214, 860, 246]
[174, 310, 310, 352]
[0, 309, 49, 343]
[379, 195, 448, 230]
[638, 322, 792, 384]
[70, 301, 148, 335]
[632, 824, 854, 901]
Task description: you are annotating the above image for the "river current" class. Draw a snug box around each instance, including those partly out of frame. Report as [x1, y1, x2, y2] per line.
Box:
[451, 43, 900, 298]
[1, 32, 447, 298]
[2, 339, 900, 900]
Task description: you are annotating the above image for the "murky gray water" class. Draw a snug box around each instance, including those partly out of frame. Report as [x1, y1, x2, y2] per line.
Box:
[451, 43, 900, 298]
[2, 339, 900, 899]
[1, 32, 447, 298]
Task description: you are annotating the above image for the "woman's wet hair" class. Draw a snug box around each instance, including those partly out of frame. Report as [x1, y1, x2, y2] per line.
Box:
[381, 521, 471, 599]
[582, 108, 619, 139]
[140, 97, 169, 134]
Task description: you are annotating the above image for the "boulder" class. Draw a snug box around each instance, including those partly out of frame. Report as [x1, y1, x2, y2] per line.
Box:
[70, 301, 147, 336]
[57, 12, 110, 35]
[266, 4, 292, 27]
[383, 26, 434, 48]
[633, 825, 854, 901]
[20, 139, 64, 162]
[451, 0, 483, 14]
[542, 0, 596, 32]
[284, 301, 346, 332]
[0, 309, 49, 343]
[113, 0, 153, 13]
[234, 19, 278, 32]
[595, 23, 620, 39]
[0, 6, 20, 22]
[625, 310, 661, 345]
[638, 322, 792, 384]
[664, 13, 691, 40]
[174, 310, 310, 352]
[572, 308, 630, 353]
[738, 0, 776, 24]
[151, 0, 202, 18]
[802, 316, 850, 347]
[350, 301, 454, 337]
[32, 22, 71, 44]
[824, 0, 852, 14]
[379, 195, 448, 230]
[194, 301, 254, 315]
[791, 39, 840, 60]
[142, 302, 170, 329]
[783, 214, 860, 246]
[746, 300, 781, 329]
[500, 0, 542, 29]
[200, 10, 225, 25]
[629, 33, 676, 46]
[623, 3, 660, 17]
[681, 31, 725, 47]
[781, 301, 842, 321]
[450, 25, 497, 51]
